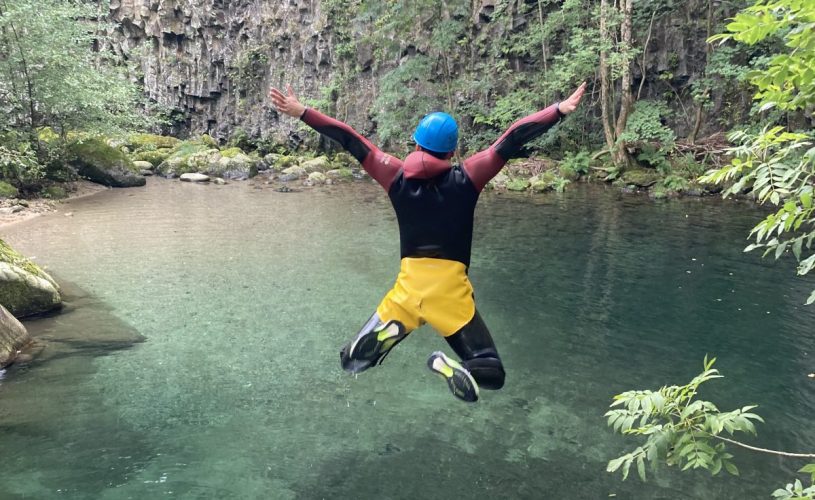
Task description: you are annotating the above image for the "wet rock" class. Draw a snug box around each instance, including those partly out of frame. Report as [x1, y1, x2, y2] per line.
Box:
[0, 239, 62, 318]
[213, 177, 227, 185]
[140, 169, 154, 176]
[0, 303, 30, 367]
[180, 173, 210, 182]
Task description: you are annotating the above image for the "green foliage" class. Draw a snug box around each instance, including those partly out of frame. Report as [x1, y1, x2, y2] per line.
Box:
[710, 1, 815, 113]
[559, 151, 591, 179]
[661, 174, 691, 192]
[606, 357, 763, 481]
[702, 127, 815, 304]
[506, 178, 531, 192]
[619, 101, 676, 147]
[0, 180, 18, 198]
[702, 0, 815, 306]
[0, 0, 154, 137]
[372, 56, 437, 149]
[228, 44, 270, 95]
[0, 144, 44, 190]
[636, 144, 672, 174]
[773, 465, 815, 500]
[227, 128, 252, 151]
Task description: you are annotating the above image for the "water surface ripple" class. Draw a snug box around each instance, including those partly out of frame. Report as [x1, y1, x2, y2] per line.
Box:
[1, 178, 813, 499]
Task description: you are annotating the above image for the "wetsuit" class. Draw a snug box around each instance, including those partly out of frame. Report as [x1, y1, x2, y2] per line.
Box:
[301, 104, 564, 389]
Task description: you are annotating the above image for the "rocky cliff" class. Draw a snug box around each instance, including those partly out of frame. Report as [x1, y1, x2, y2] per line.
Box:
[106, 0, 731, 147]
[107, 0, 370, 144]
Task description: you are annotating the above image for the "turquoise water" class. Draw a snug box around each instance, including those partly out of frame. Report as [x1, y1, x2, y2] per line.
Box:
[1, 178, 813, 499]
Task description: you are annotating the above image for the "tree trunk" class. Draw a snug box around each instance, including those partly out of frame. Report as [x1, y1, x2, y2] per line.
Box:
[688, 0, 714, 144]
[613, 0, 634, 167]
[599, 0, 616, 152]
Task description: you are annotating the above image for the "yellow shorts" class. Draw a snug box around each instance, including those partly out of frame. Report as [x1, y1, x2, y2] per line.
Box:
[376, 257, 475, 337]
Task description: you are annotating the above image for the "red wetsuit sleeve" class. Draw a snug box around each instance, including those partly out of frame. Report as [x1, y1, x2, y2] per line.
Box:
[463, 103, 564, 192]
[300, 108, 402, 190]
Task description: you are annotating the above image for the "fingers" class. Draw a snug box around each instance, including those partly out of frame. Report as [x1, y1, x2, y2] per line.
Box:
[287, 84, 296, 98]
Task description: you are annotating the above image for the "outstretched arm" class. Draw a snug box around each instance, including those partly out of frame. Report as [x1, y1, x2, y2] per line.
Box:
[463, 82, 587, 192]
[270, 86, 402, 190]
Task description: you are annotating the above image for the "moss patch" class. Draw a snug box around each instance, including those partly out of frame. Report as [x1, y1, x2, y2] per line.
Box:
[42, 185, 68, 199]
[219, 147, 244, 158]
[506, 179, 531, 192]
[0, 239, 57, 287]
[133, 148, 173, 167]
[621, 169, 660, 188]
[0, 181, 19, 198]
[127, 133, 180, 150]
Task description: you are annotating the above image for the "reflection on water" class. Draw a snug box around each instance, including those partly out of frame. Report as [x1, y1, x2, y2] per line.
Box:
[1, 177, 813, 499]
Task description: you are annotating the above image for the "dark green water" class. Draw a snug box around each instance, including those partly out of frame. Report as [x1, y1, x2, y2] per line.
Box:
[1, 178, 813, 499]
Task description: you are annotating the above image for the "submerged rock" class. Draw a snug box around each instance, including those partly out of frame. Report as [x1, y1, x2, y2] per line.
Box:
[0, 303, 30, 367]
[0, 239, 61, 318]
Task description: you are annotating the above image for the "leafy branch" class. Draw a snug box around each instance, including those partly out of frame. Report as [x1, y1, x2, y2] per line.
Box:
[606, 356, 815, 498]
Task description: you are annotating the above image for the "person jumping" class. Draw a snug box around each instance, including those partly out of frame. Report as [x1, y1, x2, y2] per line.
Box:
[270, 82, 586, 402]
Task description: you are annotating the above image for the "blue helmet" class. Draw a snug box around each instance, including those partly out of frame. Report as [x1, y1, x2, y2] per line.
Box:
[413, 112, 458, 153]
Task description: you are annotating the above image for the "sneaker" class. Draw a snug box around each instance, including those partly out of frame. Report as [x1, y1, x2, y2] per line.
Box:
[427, 351, 479, 403]
[340, 320, 407, 374]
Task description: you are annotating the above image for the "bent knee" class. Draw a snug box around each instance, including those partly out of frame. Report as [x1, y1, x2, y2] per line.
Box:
[464, 357, 505, 390]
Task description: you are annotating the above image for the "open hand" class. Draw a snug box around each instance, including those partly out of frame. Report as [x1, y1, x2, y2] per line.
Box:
[270, 85, 306, 118]
[558, 82, 587, 115]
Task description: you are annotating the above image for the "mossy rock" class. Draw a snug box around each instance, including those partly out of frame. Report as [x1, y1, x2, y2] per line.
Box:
[0, 181, 19, 198]
[200, 134, 219, 148]
[331, 152, 356, 169]
[506, 179, 531, 192]
[302, 156, 330, 173]
[42, 185, 68, 199]
[157, 141, 217, 176]
[307, 171, 327, 185]
[219, 147, 245, 158]
[0, 238, 61, 318]
[133, 148, 173, 167]
[208, 153, 258, 180]
[558, 166, 581, 182]
[68, 138, 145, 188]
[271, 156, 299, 172]
[621, 169, 660, 188]
[127, 133, 180, 151]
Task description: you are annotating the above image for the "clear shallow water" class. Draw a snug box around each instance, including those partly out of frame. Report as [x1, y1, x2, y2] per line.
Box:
[1, 178, 813, 499]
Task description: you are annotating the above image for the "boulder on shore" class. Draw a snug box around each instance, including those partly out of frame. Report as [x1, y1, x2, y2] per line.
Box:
[0, 239, 61, 318]
[0, 303, 30, 367]
[68, 138, 146, 188]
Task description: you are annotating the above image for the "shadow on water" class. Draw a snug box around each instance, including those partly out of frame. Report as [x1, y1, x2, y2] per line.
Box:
[0, 278, 152, 498]
[9, 277, 145, 369]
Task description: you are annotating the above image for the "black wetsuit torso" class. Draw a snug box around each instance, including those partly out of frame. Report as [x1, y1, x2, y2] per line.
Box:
[388, 166, 479, 267]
